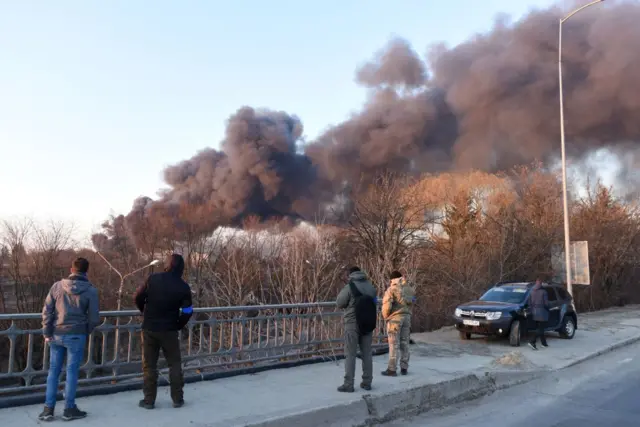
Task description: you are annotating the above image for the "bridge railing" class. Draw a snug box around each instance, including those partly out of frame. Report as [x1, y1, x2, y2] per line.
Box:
[0, 303, 388, 397]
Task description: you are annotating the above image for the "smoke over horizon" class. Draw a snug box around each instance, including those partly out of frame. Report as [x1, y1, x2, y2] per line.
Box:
[120, 1, 640, 238]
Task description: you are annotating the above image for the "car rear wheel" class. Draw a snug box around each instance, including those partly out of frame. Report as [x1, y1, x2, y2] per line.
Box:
[509, 320, 521, 347]
[558, 315, 576, 339]
[459, 331, 471, 340]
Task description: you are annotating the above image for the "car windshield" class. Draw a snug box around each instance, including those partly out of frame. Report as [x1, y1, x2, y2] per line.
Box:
[480, 287, 528, 304]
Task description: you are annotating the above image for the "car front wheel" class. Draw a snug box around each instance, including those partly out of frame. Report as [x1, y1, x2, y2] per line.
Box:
[559, 315, 576, 339]
[509, 320, 521, 347]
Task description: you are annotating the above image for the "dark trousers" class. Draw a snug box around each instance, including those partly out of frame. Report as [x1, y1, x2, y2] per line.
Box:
[344, 324, 373, 387]
[529, 321, 547, 346]
[142, 330, 183, 404]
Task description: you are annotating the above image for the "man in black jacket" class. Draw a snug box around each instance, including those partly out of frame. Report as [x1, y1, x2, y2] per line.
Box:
[134, 254, 193, 409]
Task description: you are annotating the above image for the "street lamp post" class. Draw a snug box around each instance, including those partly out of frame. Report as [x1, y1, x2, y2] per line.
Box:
[96, 252, 159, 361]
[558, 0, 604, 297]
[96, 252, 160, 311]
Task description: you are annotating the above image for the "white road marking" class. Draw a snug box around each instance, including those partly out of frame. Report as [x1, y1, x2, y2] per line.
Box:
[618, 358, 633, 364]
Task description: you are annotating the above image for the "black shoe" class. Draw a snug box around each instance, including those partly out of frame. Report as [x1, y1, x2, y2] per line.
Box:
[541, 342, 549, 348]
[38, 406, 54, 422]
[62, 406, 87, 421]
[337, 384, 355, 393]
[401, 368, 408, 375]
[528, 342, 538, 351]
[138, 400, 155, 410]
[172, 400, 185, 408]
[381, 369, 397, 377]
[360, 383, 372, 391]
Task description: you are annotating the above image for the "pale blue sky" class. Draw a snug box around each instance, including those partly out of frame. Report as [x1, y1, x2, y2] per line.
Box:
[0, 0, 562, 238]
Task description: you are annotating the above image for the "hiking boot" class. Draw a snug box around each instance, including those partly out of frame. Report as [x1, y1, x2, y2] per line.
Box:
[138, 400, 155, 410]
[172, 400, 185, 408]
[337, 384, 355, 393]
[381, 369, 397, 377]
[38, 406, 54, 422]
[401, 368, 408, 376]
[360, 383, 372, 391]
[528, 342, 538, 351]
[62, 406, 87, 421]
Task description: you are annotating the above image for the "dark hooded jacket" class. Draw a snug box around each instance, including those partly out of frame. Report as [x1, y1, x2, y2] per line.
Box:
[134, 254, 193, 332]
[42, 272, 100, 337]
[528, 282, 550, 322]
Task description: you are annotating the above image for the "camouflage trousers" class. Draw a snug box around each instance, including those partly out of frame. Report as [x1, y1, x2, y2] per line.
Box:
[387, 316, 411, 371]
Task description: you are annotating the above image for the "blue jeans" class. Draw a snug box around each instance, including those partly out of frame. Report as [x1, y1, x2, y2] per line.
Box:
[45, 334, 87, 409]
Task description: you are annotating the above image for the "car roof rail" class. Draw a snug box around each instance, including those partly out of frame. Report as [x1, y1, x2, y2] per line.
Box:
[495, 281, 532, 287]
[494, 281, 513, 286]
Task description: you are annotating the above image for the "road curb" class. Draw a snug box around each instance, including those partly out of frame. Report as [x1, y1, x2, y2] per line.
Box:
[241, 371, 540, 427]
[560, 334, 640, 369]
[237, 335, 640, 427]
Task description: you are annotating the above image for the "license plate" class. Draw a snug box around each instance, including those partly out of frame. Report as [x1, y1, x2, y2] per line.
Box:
[463, 320, 480, 326]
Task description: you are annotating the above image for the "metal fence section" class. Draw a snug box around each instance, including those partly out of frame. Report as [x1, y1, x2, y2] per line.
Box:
[0, 303, 388, 396]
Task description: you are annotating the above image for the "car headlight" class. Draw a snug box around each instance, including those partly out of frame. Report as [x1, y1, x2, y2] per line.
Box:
[485, 311, 502, 320]
[454, 308, 462, 317]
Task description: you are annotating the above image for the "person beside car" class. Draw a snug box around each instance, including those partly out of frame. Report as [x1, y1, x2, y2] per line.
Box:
[528, 278, 549, 350]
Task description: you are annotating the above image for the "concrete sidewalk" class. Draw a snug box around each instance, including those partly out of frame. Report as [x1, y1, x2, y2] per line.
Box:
[3, 306, 639, 427]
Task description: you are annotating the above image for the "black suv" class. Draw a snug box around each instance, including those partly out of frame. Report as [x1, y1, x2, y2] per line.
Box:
[453, 282, 577, 346]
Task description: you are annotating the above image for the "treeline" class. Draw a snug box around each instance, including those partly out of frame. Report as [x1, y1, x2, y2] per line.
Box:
[2, 166, 639, 332]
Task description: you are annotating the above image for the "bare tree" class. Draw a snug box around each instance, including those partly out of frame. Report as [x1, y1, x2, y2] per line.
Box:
[345, 172, 429, 292]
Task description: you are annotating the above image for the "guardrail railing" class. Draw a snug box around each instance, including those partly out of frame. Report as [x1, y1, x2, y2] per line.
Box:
[0, 303, 388, 397]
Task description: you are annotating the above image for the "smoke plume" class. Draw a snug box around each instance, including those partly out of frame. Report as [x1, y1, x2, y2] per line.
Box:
[121, 1, 640, 237]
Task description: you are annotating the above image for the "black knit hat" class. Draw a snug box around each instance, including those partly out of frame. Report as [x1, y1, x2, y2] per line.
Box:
[390, 270, 403, 280]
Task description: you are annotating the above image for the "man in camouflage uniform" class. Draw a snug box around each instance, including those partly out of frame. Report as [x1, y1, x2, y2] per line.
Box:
[381, 271, 416, 376]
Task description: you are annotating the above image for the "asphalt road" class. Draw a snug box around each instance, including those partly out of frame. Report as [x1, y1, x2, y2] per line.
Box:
[387, 340, 640, 427]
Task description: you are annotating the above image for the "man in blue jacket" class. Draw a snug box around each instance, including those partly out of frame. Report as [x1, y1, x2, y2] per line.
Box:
[528, 278, 549, 350]
[134, 254, 193, 409]
[39, 257, 100, 422]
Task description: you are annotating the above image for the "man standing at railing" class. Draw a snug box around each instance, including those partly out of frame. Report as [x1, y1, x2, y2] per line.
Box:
[39, 257, 100, 422]
[336, 266, 377, 393]
[381, 271, 415, 377]
[134, 253, 193, 410]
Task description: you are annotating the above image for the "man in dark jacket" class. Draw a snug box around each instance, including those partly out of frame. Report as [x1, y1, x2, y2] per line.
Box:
[336, 266, 377, 392]
[39, 257, 100, 422]
[134, 254, 193, 409]
[528, 279, 549, 350]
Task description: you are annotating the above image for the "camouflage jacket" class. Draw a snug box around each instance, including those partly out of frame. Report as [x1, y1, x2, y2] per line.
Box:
[382, 278, 416, 322]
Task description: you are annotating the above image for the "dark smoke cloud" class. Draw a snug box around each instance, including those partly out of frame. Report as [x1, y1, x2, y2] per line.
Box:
[118, 0, 640, 238]
[356, 38, 427, 89]
[157, 107, 318, 224]
[431, 2, 640, 171]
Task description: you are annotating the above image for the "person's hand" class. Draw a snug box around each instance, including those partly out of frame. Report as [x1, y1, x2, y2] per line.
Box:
[44, 336, 52, 343]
